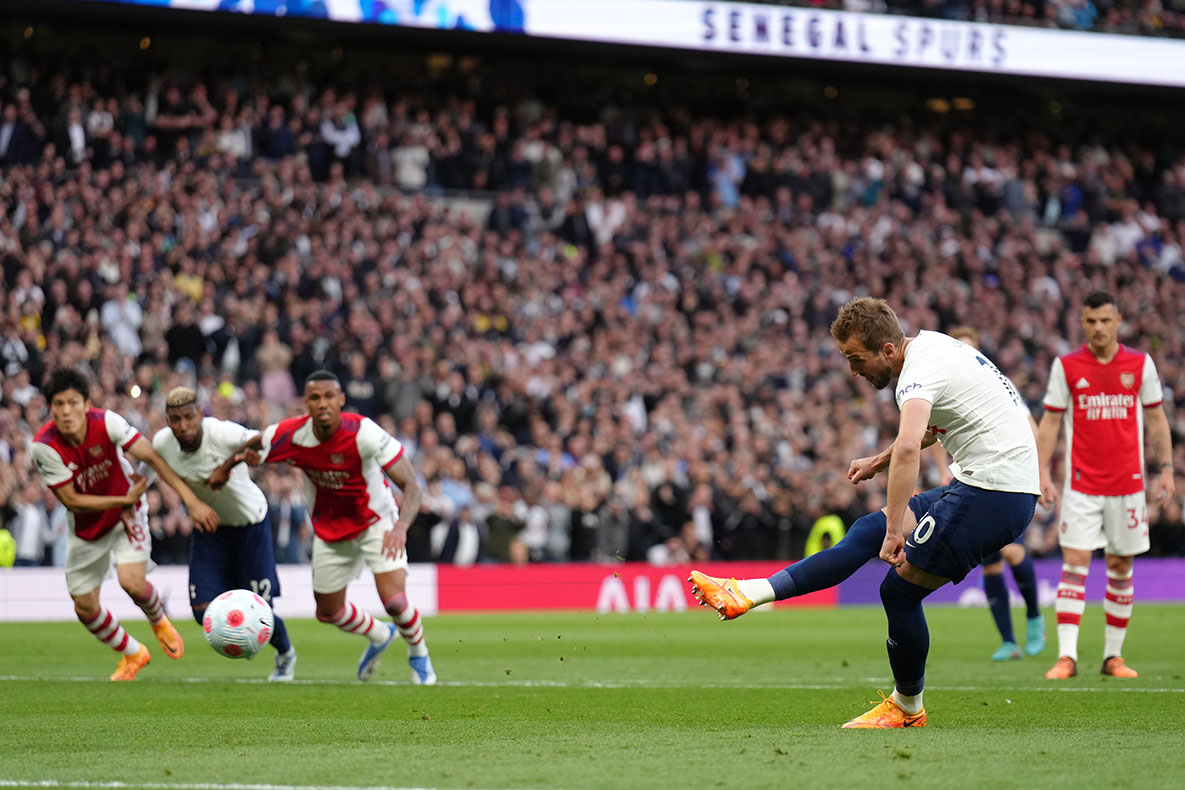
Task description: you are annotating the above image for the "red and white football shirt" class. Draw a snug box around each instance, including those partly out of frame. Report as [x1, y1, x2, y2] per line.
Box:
[1043, 345, 1163, 496]
[31, 408, 142, 541]
[259, 413, 404, 542]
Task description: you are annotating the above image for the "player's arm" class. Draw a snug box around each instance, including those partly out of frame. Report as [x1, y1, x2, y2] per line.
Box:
[1035, 410, 1062, 509]
[125, 436, 220, 532]
[1144, 404, 1176, 503]
[881, 398, 932, 567]
[381, 454, 423, 560]
[849, 432, 938, 484]
[52, 479, 147, 512]
[206, 427, 264, 490]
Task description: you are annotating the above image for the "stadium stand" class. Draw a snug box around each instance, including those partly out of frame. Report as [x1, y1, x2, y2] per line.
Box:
[1, 15, 1183, 568]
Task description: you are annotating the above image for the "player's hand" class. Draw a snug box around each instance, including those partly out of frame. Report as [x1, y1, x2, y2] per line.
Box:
[848, 455, 882, 484]
[381, 524, 409, 560]
[119, 505, 138, 538]
[123, 474, 148, 506]
[189, 500, 219, 533]
[206, 466, 230, 491]
[242, 449, 262, 467]
[1038, 477, 1059, 510]
[1154, 467, 1176, 504]
[880, 530, 906, 567]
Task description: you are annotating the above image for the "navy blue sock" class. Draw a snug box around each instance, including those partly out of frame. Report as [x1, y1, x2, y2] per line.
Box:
[983, 571, 1015, 643]
[1010, 554, 1041, 619]
[192, 606, 206, 627]
[880, 569, 932, 697]
[769, 511, 885, 600]
[270, 610, 293, 654]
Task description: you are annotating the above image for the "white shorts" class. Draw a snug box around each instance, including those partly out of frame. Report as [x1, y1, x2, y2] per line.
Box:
[1058, 488, 1150, 556]
[65, 510, 152, 597]
[311, 519, 408, 595]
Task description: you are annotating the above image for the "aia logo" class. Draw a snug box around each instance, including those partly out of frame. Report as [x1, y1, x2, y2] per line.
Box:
[329, 453, 345, 465]
[927, 425, 947, 438]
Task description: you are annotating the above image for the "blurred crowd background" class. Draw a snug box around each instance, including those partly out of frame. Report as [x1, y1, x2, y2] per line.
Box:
[1, 7, 1183, 570]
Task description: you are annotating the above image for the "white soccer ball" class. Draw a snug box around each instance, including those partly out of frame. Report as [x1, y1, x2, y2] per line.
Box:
[203, 589, 274, 660]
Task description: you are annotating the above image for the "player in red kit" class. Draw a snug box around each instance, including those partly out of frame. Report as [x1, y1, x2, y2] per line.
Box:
[30, 369, 219, 680]
[234, 371, 434, 683]
[1037, 291, 1175, 679]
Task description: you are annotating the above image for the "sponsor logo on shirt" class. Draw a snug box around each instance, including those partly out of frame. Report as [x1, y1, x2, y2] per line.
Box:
[1077, 392, 1135, 420]
[1075, 377, 1091, 389]
[306, 468, 350, 490]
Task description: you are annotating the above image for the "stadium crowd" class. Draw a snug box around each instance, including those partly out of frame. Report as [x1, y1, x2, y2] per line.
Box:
[1, 52, 1183, 569]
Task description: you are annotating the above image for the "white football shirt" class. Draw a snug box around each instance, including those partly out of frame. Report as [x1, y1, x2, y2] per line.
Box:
[152, 418, 268, 527]
[895, 331, 1040, 494]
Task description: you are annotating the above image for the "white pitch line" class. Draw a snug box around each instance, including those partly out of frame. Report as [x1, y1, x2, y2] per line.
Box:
[0, 782, 535, 790]
[0, 675, 1181, 693]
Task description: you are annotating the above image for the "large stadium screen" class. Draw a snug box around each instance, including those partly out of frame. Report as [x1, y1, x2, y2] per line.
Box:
[69, 0, 1185, 88]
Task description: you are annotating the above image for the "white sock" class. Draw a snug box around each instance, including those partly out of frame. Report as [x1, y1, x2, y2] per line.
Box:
[737, 578, 775, 605]
[893, 689, 924, 715]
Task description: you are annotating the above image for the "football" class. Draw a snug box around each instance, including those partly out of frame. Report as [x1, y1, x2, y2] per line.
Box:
[202, 589, 274, 660]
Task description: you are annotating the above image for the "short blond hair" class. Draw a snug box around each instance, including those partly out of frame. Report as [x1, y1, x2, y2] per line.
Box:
[165, 386, 198, 409]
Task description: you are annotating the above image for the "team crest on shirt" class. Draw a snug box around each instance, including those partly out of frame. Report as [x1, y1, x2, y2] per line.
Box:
[89, 445, 104, 457]
[329, 453, 345, 465]
[1120, 372, 1135, 389]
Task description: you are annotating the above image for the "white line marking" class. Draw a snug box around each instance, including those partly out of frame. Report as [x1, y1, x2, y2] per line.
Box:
[0, 675, 1180, 693]
[0, 782, 532, 790]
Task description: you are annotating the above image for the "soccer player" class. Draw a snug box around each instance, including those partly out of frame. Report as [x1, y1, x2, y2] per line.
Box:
[30, 369, 219, 680]
[689, 298, 1040, 728]
[946, 326, 1045, 662]
[152, 387, 298, 681]
[1038, 291, 1175, 680]
[236, 370, 435, 684]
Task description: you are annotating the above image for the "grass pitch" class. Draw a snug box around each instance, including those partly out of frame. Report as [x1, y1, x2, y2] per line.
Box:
[1, 604, 1182, 790]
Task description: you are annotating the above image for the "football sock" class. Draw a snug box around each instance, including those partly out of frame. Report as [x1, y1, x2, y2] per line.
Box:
[320, 602, 389, 646]
[880, 568, 932, 698]
[768, 511, 884, 599]
[384, 593, 428, 658]
[892, 689, 924, 716]
[81, 606, 142, 656]
[1103, 568, 1134, 659]
[1055, 563, 1088, 662]
[133, 581, 167, 625]
[736, 578, 775, 605]
[983, 571, 1015, 644]
[269, 611, 293, 654]
[1010, 553, 1040, 620]
[191, 605, 207, 627]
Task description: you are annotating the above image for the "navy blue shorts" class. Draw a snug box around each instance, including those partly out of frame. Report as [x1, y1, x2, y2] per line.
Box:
[906, 481, 1037, 584]
[189, 513, 282, 607]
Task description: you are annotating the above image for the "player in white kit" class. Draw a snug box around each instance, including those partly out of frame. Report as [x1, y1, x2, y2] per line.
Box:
[1037, 291, 1175, 679]
[689, 298, 1041, 728]
[152, 387, 298, 681]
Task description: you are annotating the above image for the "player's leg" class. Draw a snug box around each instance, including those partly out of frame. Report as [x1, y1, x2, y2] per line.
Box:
[982, 553, 1020, 660]
[1097, 491, 1149, 677]
[691, 487, 947, 620]
[238, 515, 296, 681]
[115, 512, 183, 660]
[310, 535, 393, 679]
[1047, 489, 1102, 679]
[1002, 542, 1044, 656]
[66, 530, 149, 680]
[375, 568, 435, 685]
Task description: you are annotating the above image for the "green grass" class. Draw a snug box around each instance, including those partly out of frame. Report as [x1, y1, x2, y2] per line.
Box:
[2, 605, 1183, 790]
